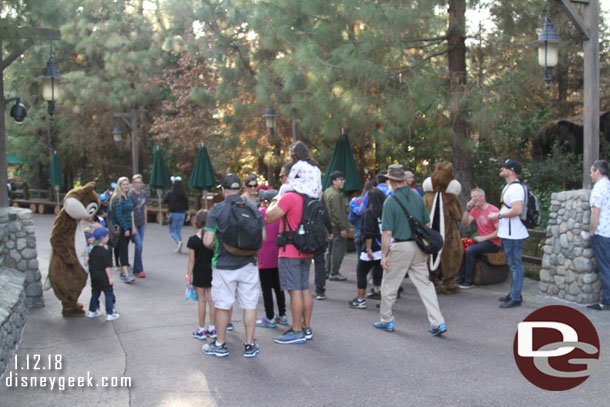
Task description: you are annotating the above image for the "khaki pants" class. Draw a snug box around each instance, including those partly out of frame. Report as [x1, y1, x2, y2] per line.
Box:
[380, 241, 445, 328]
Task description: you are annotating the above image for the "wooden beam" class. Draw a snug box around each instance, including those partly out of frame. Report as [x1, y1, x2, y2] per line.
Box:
[0, 39, 33, 71]
[556, 0, 590, 39]
[16, 28, 61, 41]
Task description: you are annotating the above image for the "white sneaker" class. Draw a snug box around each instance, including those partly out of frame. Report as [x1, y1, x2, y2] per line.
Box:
[87, 309, 102, 318]
[106, 313, 121, 321]
[175, 241, 183, 253]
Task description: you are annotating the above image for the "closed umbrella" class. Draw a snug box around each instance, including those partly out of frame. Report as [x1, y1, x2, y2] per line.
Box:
[149, 147, 171, 223]
[322, 134, 362, 194]
[189, 145, 216, 209]
[50, 151, 63, 212]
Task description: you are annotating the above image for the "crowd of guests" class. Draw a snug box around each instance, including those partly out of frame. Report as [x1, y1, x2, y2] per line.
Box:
[80, 143, 610, 358]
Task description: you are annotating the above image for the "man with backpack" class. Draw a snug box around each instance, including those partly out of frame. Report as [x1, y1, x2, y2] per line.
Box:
[266, 166, 324, 344]
[489, 159, 529, 309]
[202, 174, 265, 358]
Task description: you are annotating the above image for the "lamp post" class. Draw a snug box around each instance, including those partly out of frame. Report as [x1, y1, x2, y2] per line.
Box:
[262, 107, 279, 184]
[36, 43, 67, 163]
[112, 110, 139, 175]
[529, 0, 600, 188]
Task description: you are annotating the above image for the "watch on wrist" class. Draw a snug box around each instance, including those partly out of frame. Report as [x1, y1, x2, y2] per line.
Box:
[498, 213, 502, 219]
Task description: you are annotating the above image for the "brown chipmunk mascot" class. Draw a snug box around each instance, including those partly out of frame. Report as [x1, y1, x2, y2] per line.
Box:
[49, 182, 100, 317]
[423, 162, 463, 294]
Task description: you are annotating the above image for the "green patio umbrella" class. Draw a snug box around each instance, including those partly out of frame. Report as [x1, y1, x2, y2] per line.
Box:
[322, 134, 362, 194]
[149, 147, 171, 223]
[50, 151, 63, 211]
[189, 145, 216, 209]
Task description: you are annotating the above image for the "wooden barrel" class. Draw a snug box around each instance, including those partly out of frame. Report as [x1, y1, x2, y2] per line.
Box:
[54, 205, 60, 214]
[29, 204, 36, 213]
[38, 204, 45, 214]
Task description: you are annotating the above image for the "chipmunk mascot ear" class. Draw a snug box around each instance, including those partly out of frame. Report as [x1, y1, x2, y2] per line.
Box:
[423, 162, 463, 294]
[48, 182, 100, 317]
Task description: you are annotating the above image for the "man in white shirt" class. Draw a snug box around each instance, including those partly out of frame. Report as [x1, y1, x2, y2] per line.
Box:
[588, 160, 610, 311]
[488, 159, 529, 309]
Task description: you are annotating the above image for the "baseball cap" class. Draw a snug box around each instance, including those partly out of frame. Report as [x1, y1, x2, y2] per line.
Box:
[220, 174, 242, 190]
[92, 227, 109, 241]
[500, 159, 522, 175]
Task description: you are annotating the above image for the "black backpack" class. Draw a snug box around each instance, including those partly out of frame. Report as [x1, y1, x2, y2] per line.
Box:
[221, 200, 263, 256]
[504, 181, 542, 229]
[278, 194, 328, 254]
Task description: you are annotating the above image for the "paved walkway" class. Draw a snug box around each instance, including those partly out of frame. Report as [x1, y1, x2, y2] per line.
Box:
[0, 214, 609, 406]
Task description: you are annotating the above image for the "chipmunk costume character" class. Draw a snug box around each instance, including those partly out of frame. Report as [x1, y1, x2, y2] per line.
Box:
[48, 182, 100, 316]
[423, 162, 463, 294]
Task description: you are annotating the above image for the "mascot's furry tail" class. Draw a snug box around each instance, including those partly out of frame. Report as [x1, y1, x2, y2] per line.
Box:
[428, 191, 445, 271]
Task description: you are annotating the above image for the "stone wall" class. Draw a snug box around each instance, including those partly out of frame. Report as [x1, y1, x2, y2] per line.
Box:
[538, 189, 601, 304]
[0, 268, 27, 376]
[0, 207, 44, 378]
[0, 208, 43, 308]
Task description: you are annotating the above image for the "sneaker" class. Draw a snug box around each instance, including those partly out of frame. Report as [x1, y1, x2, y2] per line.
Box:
[587, 303, 610, 311]
[244, 342, 260, 358]
[192, 329, 206, 340]
[373, 321, 395, 332]
[227, 323, 234, 331]
[256, 316, 277, 328]
[275, 314, 289, 326]
[458, 283, 473, 289]
[428, 323, 447, 336]
[87, 309, 102, 318]
[121, 273, 135, 284]
[135, 271, 146, 278]
[274, 329, 307, 344]
[366, 291, 381, 300]
[316, 294, 326, 301]
[202, 342, 229, 357]
[205, 329, 217, 339]
[329, 273, 347, 281]
[175, 241, 183, 253]
[106, 313, 120, 321]
[349, 298, 367, 309]
[303, 327, 313, 340]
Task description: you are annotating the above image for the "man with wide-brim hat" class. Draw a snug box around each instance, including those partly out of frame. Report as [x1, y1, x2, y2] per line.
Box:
[373, 164, 447, 336]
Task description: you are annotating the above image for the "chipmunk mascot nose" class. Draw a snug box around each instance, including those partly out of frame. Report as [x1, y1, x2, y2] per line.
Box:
[48, 182, 100, 316]
[423, 162, 463, 294]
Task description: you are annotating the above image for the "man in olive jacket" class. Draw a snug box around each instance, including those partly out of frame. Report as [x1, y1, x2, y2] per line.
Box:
[323, 171, 350, 281]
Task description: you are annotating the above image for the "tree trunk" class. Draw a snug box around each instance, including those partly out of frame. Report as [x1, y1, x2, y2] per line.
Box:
[448, 0, 473, 205]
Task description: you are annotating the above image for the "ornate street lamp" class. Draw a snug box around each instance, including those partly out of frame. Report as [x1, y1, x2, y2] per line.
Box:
[112, 123, 122, 144]
[35, 43, 67, 119]
[528, 5, 562, 89]
[262, 107, 278, 130]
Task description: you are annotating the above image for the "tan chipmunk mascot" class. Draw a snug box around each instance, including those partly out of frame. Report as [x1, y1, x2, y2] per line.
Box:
[423, 162, 463, 294]
[48, 182, 100, 317]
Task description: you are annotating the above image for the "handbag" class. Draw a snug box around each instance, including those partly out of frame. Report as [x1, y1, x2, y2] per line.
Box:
[108, 222, 121, 248]
[392, 190, 443, 255]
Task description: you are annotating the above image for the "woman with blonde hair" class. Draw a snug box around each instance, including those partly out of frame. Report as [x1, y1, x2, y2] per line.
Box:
[111, 177, 136, 283]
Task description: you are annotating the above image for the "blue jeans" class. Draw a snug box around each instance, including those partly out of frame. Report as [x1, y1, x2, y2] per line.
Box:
[132, 225, 145, 273]
[502, 238, 525, 301]
[590, 234, 610, 305]
[89, 288, 115, 315]
[169, 212, 185, 243]
[457, 241, 500, 285]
